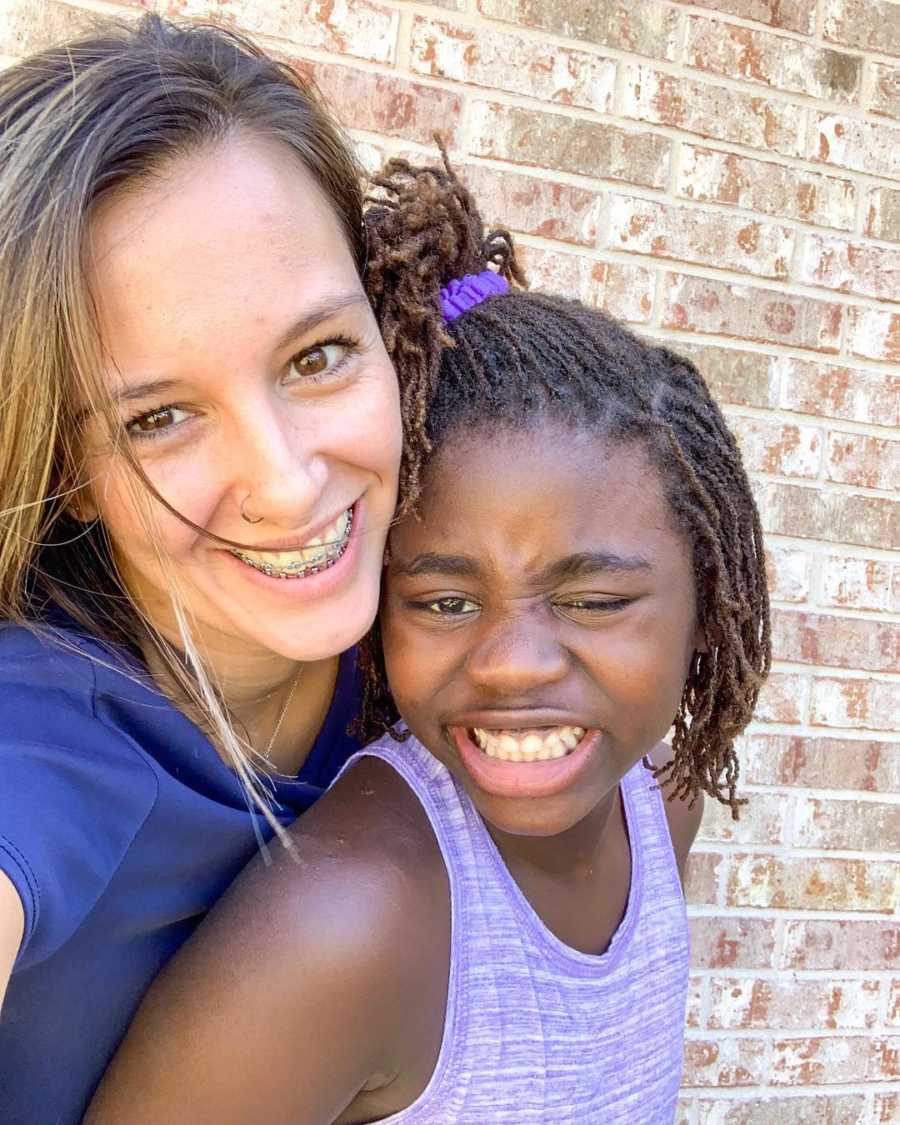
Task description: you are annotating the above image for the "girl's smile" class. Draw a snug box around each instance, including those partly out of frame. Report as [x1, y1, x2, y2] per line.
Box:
[381, 423, 705, 839]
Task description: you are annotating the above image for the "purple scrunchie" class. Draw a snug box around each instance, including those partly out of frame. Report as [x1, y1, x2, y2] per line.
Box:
[440, 270, 509, 322]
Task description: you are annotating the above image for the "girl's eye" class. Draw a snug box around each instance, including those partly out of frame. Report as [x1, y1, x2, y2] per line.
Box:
[557, 597, 632, 614]
[416, 596, 479, 617]
[126, 405, 192, 439]
[286, 338, 356, 382]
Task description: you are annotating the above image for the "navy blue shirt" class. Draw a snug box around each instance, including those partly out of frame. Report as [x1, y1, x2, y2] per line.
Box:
[0, 618, 363, 1123]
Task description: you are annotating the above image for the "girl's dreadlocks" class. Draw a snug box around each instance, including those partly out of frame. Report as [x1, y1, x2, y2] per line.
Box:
[362, 149, 771, 820]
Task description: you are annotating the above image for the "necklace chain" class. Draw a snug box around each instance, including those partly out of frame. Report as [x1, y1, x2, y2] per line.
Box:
[258, 666, 303, 764]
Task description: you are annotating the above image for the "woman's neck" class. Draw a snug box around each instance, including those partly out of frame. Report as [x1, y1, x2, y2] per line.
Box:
[142, 636, 340, 776]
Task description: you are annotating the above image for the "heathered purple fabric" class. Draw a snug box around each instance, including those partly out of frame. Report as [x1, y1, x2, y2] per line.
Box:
[337, 735, 690, 1123]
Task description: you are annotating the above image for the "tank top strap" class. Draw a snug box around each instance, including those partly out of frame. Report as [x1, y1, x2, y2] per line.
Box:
[622, 751, 686, 907]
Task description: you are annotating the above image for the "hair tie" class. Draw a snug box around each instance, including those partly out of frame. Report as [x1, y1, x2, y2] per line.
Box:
[440, 270, 509, 322]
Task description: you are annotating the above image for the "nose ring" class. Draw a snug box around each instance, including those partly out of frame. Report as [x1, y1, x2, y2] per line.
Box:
[240, 495, 263, 525]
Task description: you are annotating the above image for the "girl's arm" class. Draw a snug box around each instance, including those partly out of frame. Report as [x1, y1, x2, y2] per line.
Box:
[85, 758, 447, 1125]
[0, 871, 24, 1012]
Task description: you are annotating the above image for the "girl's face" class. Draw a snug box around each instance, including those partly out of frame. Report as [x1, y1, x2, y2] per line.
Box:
[81, 135, 401, 667]
[381, 425, 704, 838]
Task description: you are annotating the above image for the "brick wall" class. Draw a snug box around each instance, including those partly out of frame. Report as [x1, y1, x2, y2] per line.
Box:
[2, 0, 898, 1119]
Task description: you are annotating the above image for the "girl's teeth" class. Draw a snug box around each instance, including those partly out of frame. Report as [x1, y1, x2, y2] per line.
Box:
[470, 726, 586, 762]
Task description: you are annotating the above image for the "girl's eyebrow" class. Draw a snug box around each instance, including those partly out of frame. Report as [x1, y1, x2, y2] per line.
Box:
[392, 550, 652, 581]
[392, 553, 478, 579]
[540, 551, 653, 584]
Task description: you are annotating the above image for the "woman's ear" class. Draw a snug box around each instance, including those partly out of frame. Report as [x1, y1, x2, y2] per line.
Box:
[67, 483, 99, 524]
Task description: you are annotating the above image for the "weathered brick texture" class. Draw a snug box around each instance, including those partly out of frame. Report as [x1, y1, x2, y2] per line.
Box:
[5, 0, 898, 1113]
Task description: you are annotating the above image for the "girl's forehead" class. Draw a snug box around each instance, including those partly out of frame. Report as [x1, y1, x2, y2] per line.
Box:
[390, 426, 688, 574]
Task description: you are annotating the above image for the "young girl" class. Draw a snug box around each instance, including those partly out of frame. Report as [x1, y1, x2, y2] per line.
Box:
[88, 159, 771, 1122]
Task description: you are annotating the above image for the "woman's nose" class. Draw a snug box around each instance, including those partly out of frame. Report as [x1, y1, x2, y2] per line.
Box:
[231, 409, 328, 529]
[465, 613, 568, 697]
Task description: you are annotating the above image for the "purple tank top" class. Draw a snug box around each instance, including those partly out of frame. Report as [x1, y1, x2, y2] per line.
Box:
[338, 735, 690, 1123]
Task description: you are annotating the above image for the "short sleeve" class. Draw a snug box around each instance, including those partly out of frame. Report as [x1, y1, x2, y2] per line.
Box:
[0, 639, 158, 970]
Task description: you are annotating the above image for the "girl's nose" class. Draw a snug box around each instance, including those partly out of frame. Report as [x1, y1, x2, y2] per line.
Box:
[465, 614, 568, 697]
[232, 409, 328, 530]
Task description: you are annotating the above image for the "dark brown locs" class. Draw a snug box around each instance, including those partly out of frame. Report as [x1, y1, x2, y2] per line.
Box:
[359, 148, 771, 821]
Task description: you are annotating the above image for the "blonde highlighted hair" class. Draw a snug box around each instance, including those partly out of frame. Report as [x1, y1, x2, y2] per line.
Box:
[0, 14, 367, 836]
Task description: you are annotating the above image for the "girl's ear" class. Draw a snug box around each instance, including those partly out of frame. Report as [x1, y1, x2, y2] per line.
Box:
[696, 622, 722, 653]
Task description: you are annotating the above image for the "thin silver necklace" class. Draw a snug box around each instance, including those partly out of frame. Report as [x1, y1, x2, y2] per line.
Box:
[258, 666, 303, 765]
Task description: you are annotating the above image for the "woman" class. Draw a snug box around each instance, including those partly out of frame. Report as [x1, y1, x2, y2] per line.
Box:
[0, 15, 403, 1122]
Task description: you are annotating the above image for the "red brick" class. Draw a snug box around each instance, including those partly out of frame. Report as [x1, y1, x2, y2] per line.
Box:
[695, 1095, 867, 1125]
[811, 676, 900, 732]
[0, 0, 97, 57]
[671, 0, 815, 35]
[619, 64, 804, 156]
[698, 792, 786, 845]
[727, 853, 897, 911]
[663, 275, 842, 353]
[889, 979, 900, 1025]
[590, 261, 656, 324]
[686, 17, 860, 101]
[781, 918, 900, 970]
[755, 671, 809, 724]
[604, 197, 794, 279]
[771, 609, 899, 672]
[515, 245, 596, 305]
[866, 186, 900, 242]
[210, 0, 398, 63]
[754, 482, 900, 550]
[708, 977, 880, 1030]
[682, 1037, 766, 1087]
[875, 1093, 900, 1123]
[675, 343, 778, 409]
[820, 555, 893, 612]
[409, 17, 615, 110]
[868, 1037, 900, 1081]
[677, 144, 856, 232]
[798, 234, 900, 303]
[808, 113, 900, 178]
[871, 62, 900, 121]
[457, 165, 602, 246]
[688, 916, 776, 970]
[684, 850, 722, 906]
[770, 1036, 870, 1085]
[302, 62, 462, 146]
[516, 246, 656, 324]
[730, 417, 820, 478]
[467, 100, 670, 188]
[686, 975, 704, 1028]
[793, 795, 900, 851]
[847, 306, 900, 363]
[476, 0, 680, 60]
[778, 358, 900, 427]
[742, 734, 900, 793]
[765, 545, 811, 603]
[826, 431, 900, 491]
[823, 0, 900, 56]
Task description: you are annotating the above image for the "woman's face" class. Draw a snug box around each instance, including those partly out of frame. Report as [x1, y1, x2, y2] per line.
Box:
[82, 135, 401, 667]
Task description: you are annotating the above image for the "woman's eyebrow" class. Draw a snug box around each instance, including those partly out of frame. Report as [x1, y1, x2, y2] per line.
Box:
[273, 290, 370, 350]
[108, 291, 370, 408]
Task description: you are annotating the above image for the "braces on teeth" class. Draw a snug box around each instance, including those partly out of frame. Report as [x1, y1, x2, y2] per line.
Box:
[231, 508, 353, 579]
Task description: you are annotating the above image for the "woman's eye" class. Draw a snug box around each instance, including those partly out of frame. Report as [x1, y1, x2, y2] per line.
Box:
[126, 405, 191, 439]
[418, 596, 479, 616]
[287, 339, 354, 382]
